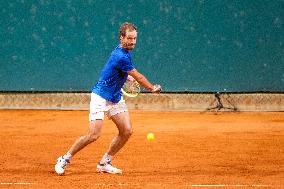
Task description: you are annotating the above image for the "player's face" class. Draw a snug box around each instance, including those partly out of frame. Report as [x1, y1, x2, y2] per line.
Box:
[120, 30, 137, 51]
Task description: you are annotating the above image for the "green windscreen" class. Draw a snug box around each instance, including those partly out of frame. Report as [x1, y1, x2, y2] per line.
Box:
[0, 0, 283, 92]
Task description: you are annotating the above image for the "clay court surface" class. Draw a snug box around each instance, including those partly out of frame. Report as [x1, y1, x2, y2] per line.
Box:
[0, 110, 283, 188]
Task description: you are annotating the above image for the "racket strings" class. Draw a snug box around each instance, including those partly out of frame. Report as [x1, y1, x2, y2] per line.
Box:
[125, 82, 139, 93]
[122, 80, 140, 97]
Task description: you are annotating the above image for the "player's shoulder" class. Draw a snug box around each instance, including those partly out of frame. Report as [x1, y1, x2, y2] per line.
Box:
[111, 46, 130, 61]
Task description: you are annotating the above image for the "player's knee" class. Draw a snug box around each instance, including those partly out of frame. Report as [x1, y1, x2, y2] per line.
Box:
[121, 127, 133, 139]
[87, 133, 100, 143]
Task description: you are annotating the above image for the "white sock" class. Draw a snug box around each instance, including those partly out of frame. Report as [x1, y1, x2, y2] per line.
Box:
[101, 153, 112, 164]
[63, 151, 72, 161]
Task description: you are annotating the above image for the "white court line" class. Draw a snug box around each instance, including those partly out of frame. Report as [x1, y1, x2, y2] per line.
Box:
[1, 182, 35, 185]
[190, 184, 271, 187]
[1, 182, 273, 187]
[92, 183, 273, 187]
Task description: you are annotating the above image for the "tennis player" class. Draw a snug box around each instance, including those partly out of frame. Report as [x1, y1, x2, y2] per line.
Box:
[55, 22, 161, 175]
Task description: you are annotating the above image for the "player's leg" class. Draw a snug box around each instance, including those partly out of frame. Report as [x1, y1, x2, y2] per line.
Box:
[55, 93, 106, 175]
[55, 120, 103, 175]
[68, 119, 103, 156]
[67, 93, 107, 157]
[97, 100, 131, 174]
[107, 111, 132, 156]
[97, 111, 132, 174]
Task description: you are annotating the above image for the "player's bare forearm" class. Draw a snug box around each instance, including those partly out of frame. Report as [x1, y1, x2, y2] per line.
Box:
[128, 69, 153, 91]
[128, 69, 161, 93]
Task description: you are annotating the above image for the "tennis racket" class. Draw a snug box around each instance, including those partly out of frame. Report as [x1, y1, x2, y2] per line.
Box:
[121, 79, 141, 97]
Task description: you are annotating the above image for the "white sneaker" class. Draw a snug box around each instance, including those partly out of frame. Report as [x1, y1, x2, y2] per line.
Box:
[55, 156, 70, 175]
[97, 162, 122, 174]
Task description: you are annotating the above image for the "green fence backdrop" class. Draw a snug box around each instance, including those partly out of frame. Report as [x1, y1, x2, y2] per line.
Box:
[1, 0, 283, 92]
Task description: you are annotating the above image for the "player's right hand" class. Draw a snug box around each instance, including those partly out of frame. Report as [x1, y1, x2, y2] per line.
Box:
[152, 84, 162, 93]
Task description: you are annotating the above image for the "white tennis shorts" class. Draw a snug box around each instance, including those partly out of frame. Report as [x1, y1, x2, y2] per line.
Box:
[89, 93, 128, 121]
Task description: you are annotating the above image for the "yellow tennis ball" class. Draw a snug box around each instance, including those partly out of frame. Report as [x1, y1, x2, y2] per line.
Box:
[147, 133, 155, 141]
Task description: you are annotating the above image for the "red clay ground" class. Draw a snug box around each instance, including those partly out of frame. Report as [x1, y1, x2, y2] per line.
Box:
[0, 110, 283, 189]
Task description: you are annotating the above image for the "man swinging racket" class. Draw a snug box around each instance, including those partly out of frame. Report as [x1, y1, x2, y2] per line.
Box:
[55, 22, 161, 175]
